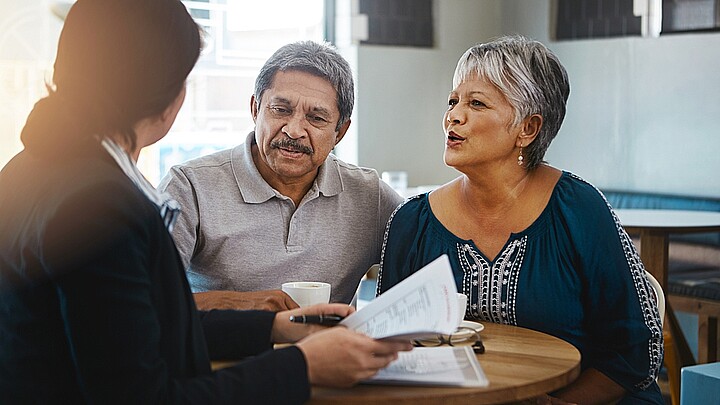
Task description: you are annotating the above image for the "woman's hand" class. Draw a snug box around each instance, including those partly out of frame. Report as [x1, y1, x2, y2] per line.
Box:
[272, 303, 413, 387]
[297, 327, 414, 387]
[271, 303, 355, 343]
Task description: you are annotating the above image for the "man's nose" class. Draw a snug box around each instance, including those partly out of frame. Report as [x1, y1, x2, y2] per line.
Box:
[282, 114, 309, 139]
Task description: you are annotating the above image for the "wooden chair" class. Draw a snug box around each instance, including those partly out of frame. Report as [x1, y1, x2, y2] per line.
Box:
[646, 270, 686, 405]
[665, 241, 720, 365]
[644, 269, 698, 405]
[646, 271, 665, 323]
[667, 284, 720, 364]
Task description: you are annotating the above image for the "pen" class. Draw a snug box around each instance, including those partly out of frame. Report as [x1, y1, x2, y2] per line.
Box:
[289, 314, 344, 326]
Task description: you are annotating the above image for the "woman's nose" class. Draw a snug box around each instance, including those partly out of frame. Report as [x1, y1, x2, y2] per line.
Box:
[446, 109, 463, 124]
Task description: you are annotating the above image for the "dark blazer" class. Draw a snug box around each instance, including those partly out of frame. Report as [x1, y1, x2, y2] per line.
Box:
[0, 140, 309, 404]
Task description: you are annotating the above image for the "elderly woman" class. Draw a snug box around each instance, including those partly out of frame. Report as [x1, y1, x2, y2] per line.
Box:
[0, 0, 410, 403]
[376, 36, 664, 404]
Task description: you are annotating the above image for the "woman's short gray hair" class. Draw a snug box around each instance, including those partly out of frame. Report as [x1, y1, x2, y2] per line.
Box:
[254, 40, 354, 131]
[453, 35, 570, 170]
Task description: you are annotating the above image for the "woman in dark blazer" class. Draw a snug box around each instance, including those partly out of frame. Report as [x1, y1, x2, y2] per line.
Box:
[0, 1, 410, 404]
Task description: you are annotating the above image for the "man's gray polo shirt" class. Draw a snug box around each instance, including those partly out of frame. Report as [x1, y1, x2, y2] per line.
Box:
[159, 132, 403, 303]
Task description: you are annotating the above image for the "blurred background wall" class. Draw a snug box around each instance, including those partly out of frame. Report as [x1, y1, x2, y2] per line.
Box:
[356, 0, 720, 197]
[2, 0, 718, 197]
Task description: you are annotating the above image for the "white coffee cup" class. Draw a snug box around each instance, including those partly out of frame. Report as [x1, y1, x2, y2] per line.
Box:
[456, 293, 468, 327]
[281, 282, 331, 307]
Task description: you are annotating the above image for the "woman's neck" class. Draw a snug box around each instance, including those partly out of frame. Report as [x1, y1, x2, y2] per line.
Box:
[458, 165, 534, 212]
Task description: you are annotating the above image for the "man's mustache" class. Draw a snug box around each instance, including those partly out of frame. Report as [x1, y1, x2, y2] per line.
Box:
[270, 139, 313, 155]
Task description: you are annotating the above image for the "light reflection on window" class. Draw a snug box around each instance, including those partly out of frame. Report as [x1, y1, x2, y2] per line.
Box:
[0, 1, 324, 180]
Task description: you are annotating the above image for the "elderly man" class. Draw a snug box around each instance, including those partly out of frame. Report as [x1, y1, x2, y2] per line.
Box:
[159, 41, 402, 311]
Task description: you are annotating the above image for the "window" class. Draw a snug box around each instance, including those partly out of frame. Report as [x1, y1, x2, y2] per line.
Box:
[555, 0, 720, 40]
[662, 0, 720, 33]
[0, 1, 326, 184]
[0, 2, 57, 170]
[555, 0, 642, 40]
[139, 0, 326, 184]
[358, 0, 433, 47]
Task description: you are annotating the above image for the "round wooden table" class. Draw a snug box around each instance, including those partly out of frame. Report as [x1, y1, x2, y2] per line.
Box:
[306, 322, 581, 405]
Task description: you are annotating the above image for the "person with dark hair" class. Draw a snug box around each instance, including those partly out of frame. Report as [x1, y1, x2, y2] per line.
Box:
[376, 35, 664, 404]
[0, 1, 410, 403]
[159, 41, 402, 311]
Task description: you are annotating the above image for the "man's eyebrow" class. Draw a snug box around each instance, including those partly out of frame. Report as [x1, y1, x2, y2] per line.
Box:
[268, 96, 292, 105]
[267, 96, 334, 117]
[310, 106, 332, 116]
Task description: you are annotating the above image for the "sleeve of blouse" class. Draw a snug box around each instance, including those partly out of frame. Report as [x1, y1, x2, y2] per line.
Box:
[44, 182, 309, 405]
[572, 188, 663, 395]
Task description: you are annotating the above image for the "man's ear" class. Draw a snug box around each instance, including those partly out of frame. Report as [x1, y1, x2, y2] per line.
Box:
[250, 95, 258, 124]
[518, 114, 542, 146]
[334, 120, 351, 145]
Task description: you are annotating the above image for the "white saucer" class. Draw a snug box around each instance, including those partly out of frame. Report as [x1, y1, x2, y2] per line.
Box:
[441, 320, 484, 340]
[414, 320, 484, 345]
[459, 320, 484, 333]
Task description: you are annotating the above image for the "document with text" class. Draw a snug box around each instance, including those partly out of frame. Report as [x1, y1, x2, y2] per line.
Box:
[366, 346, 489, 387]
[340, 254, 459, 340]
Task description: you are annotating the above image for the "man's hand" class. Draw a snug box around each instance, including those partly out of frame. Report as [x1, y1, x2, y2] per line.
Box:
[193, 290, 299, 311]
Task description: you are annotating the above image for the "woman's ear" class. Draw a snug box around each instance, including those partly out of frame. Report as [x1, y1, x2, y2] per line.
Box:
[518, 114, 543, 146]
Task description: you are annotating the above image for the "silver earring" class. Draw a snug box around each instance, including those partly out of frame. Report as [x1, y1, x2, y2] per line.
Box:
[517, 145, 524, 166]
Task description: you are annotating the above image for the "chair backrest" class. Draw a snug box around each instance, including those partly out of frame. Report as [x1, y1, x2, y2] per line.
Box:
[353, 264, 381, 309]
[366, 264, 380, 280]
[645, 271, 665, 326]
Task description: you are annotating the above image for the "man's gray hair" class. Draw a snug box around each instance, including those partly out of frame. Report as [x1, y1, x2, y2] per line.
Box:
[453, 35, 570, 170]
[254, 40, 354, 131]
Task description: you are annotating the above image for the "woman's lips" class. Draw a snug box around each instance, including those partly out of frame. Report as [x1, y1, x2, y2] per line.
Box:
[446, 131, 465, 146]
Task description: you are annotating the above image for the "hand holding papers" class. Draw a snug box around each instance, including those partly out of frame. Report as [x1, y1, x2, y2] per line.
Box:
[340, 254, 459, 340]
[339, 255, 489, 387]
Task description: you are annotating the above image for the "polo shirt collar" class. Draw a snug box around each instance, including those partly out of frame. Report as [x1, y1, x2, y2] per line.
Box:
[231, 132, 343, 204]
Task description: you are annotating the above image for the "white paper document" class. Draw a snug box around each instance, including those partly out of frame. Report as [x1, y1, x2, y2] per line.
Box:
[340, 254, 459, 340]
[366, 346, 489, 387]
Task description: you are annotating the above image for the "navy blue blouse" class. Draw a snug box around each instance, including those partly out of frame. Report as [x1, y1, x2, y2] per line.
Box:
[376, 172, 664, 404]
